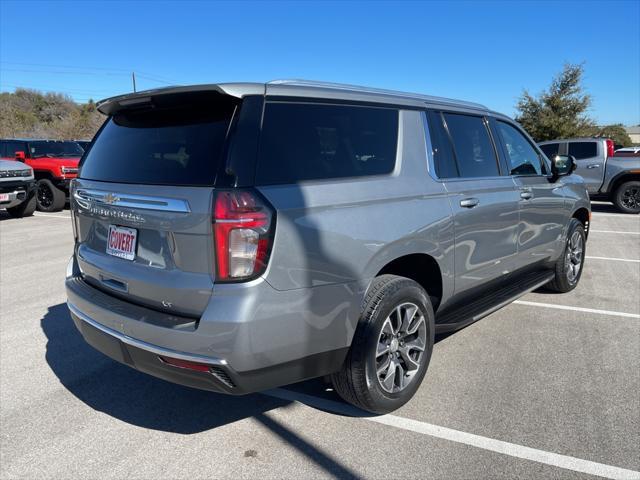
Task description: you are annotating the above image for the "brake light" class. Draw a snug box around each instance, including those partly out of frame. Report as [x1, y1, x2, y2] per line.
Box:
[606, 139, 615, 158]
[213, 190, 274, 282]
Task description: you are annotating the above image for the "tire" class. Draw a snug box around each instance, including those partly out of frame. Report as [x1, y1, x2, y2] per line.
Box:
[6, 193, 36, 218]
[331, 274, 435, 414]
[612, 181, 640, 214]
[546, 218, 586, 293]
[36, 179, 66, 212]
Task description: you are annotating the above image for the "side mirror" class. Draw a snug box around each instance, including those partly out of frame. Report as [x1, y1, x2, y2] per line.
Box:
[15, 151, 26, 161]
[551, 154, 576, 178]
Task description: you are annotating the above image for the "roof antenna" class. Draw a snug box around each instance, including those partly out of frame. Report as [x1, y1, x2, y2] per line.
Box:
[132, 71, 137, 92]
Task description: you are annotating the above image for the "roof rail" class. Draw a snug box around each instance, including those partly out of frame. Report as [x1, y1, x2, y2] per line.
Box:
[267, 79, 488, 110]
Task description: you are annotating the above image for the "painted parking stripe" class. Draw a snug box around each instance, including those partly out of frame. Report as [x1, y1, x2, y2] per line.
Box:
[590, 230, 640, 235]
[513, 300, 640, 319]
[586, 256, 640, 263]
[591, 212, 640, 218]
[265, 389, 640, 480]
[33, 213, 71, 219]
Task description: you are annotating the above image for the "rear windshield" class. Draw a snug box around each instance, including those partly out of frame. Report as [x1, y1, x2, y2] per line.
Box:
[80, 97, 236, 186]
[29, 141, 84, 158]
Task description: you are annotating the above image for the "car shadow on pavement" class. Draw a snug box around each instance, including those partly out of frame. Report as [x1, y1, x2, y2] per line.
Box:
[41, 303, 362, 478]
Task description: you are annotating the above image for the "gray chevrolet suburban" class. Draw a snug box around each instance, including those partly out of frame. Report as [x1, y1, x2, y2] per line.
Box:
[65, 80, 591, 413]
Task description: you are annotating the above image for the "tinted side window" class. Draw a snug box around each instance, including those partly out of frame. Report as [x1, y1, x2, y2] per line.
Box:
[443, 113, 499, 177]
[256, 103, 398, 185]
[496, 121, 545, 175]
[568, 142, 598, 160]
[539, 143, 560, 158]
[426, 111, 458, 178]
[3, 141, 26, 158]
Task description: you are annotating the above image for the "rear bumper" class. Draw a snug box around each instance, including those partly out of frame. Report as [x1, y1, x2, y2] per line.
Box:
[65, 263, 355, 394]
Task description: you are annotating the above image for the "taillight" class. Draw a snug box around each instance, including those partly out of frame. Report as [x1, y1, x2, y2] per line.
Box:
[606, 139, 615, 158]
[213, 189, 275, 282]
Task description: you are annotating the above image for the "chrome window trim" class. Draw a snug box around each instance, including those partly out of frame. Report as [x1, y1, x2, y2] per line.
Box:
[73, 188, 191, 213]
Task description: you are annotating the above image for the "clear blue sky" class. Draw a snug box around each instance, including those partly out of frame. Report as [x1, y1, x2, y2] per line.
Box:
[1, 0, 639, 125]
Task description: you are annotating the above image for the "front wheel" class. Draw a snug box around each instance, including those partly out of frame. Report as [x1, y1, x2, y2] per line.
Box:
[612, 181, 640, 214]
[331, 275, 434, 414]
[547, 218, 586, 293]
[36, 179, 66, 212]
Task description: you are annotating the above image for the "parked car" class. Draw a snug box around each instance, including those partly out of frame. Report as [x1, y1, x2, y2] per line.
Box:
[614, 147, 640, 157]
[0, 139, 83, 212]
[0, 159, 36, 217]
[539, 138, 640, 213]
[65, 81, 590, 414]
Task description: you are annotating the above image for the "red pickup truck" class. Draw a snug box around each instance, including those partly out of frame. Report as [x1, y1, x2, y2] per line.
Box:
[0, 139, 83, 211]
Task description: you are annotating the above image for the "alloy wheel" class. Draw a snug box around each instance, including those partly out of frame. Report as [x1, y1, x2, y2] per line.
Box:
[621, 185, 640, 211]
[376, 302, 427, 393]
[37, 182, 53, 208]
[565, 231, 584, 284]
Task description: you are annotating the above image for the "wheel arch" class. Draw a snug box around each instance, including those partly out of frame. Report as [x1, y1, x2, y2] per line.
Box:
[572, 207, 590, 238]
[33, 170, 55, 181]
[609, 173, 640, 197]
[376, 253, 444, 312]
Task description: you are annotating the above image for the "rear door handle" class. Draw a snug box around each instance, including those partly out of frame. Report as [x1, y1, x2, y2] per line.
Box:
[587, 164, 601, 169]
[460, 198, 480, 208]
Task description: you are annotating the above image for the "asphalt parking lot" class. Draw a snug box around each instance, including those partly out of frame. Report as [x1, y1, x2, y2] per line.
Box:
[1, 202, 639, 480]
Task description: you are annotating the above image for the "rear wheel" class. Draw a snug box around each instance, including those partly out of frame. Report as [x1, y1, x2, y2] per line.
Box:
[6, 193, 36, 218]
[547, 218, 585, 293]
[612, 181, 640, 214]
[36, 179, 66, 212]
[331, 275, 434, 414]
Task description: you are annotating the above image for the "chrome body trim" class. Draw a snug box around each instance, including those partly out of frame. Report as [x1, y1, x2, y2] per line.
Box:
[74, 188, 191, 213]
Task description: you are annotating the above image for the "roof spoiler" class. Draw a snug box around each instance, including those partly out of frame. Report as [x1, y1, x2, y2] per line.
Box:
[96, 84, 231, 115]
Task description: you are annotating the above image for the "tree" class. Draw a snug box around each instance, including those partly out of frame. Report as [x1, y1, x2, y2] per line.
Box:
[515, 63, 595, 142]
[583, 124, 633, 148]
[0, 88, 103, 139]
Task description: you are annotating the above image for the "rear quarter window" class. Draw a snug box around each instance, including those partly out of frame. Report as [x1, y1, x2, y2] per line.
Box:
[255, 102, 399, 185]
[568, 142, 598, 160]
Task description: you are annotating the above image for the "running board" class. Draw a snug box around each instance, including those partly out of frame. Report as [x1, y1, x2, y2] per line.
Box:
[435, 270, 555, 334]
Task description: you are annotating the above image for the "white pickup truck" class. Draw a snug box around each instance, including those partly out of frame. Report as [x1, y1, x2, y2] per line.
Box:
[539, 138, 640, 213]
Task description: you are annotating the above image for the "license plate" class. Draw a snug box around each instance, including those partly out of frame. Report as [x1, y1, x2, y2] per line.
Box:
[106, 225, 137, 261]
[0, 193, 9, 202]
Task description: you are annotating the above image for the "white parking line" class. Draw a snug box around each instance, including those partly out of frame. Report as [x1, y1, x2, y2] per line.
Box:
[265, 389, 640, 480]
[33, 213, 70, 219]
[586, 256, 640, 263]
[590, 230, 640, 235]
[513, 300, 640, 319]
[592, 212, 640, 218]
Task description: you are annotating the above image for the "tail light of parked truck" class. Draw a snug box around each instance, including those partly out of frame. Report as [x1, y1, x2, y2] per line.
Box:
[213, 190, 275, 282]
[606, 139, 615, 158]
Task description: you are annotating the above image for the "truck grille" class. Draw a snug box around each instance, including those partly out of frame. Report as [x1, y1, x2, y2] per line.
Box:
[0, 170, 31, 178]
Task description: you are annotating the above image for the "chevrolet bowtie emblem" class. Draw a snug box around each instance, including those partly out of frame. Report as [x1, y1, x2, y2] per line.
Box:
[103, 193, 120, 204]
